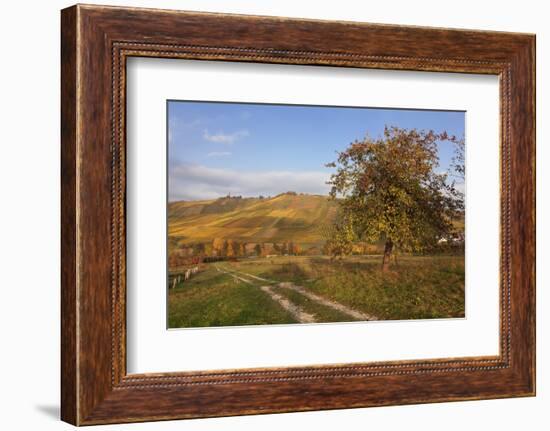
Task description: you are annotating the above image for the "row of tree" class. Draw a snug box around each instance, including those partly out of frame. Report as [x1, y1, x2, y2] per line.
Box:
[170, 239, 303, 261]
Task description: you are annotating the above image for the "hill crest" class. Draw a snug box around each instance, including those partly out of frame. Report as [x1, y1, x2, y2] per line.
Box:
[168, 193, 338, 248]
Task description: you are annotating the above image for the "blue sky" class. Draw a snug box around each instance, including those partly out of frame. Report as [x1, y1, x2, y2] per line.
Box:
[168, 101, 465, 201]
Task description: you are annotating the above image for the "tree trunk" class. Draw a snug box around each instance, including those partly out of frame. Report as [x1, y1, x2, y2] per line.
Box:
[382, 238, 393, 272]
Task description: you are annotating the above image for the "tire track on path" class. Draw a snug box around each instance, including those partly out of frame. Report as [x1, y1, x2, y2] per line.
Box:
[215, 266, 316, 323]
[219, 265, 378, 321]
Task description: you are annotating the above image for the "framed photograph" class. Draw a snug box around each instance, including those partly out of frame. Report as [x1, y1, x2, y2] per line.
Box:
[61, 4, 535, 425]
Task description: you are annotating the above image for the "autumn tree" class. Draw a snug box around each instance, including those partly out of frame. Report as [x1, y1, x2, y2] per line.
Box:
[290, 241, 296, 255]
[322, 212, 355, 260]
[192, 242, 206, 257]
[225, 240, 235, 258]
[326, 126, 464, 271]
[289, 241, 301, 255]
[224, 240, 244, 258]
[212, 238, 226, 257]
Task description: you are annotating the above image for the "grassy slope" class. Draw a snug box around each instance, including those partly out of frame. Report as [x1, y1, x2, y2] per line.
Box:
[168, 256, 465, 328]
[222, 255, 465, 321]
[168, 193, 338, 245]
[168, 266, 297, 328]
[302, 256, 465, 320]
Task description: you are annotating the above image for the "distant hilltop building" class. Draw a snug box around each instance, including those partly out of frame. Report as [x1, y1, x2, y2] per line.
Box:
[223, 193, 242, 199]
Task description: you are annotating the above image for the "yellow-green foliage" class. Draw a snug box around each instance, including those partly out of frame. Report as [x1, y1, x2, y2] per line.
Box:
[326, 126, 465, 256]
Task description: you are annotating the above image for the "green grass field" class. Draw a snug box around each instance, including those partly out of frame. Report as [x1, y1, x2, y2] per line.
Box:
[168, 254, 465, 328]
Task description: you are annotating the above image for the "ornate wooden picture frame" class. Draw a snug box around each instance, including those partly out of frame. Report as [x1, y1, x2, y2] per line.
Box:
[61, 4, 535, 425]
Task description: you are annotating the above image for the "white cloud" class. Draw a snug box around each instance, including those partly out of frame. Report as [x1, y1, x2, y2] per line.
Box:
[207, 151, 232, 157]
[202, 129, 249, 144]
[169, 162, 330, 201]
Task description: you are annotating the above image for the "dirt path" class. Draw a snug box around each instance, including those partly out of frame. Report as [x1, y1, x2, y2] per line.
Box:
[229, 270, 276, 284]
[259, 285, 316, 323]
[216, 266, 316, 323]
[277, 282, 378, 321]
[217, 265, 378, 322]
